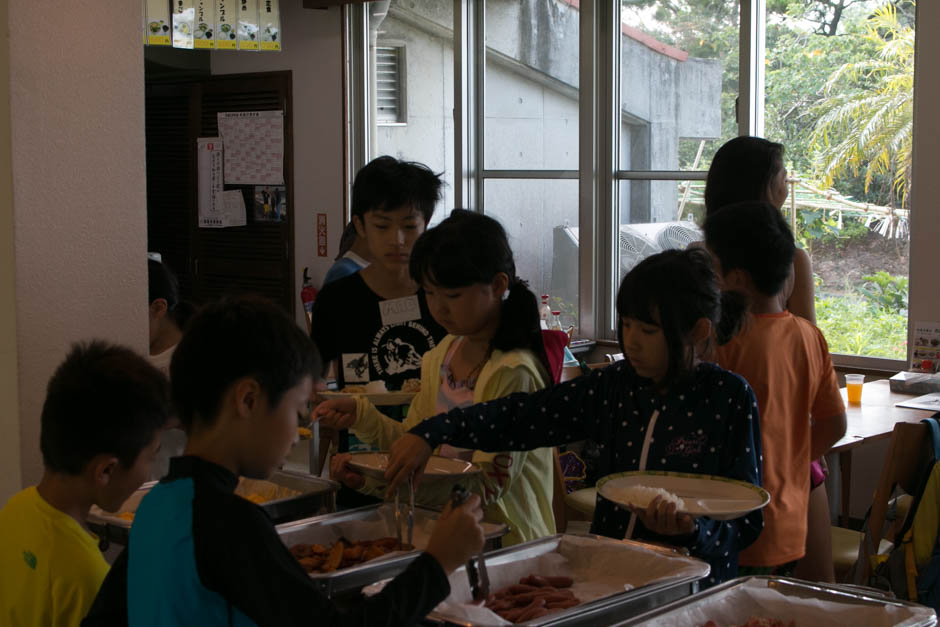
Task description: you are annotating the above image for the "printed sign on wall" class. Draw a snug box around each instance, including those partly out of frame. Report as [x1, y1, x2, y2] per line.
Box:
[146, 0, 172, 45]
[194, 0, 216, 49]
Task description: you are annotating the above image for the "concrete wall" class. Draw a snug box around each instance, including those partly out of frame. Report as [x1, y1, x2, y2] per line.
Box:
[381, 0, 719, 320]
[8, 0, 149, 488]
[0, 0, 21, 500]
[374, 10, 457, 218]
[211, 0, 344, 321]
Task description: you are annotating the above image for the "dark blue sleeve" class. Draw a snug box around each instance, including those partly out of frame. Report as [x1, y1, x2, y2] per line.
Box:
[685, 382, 764, 560]
[194, 495, 451, 627]
[408, 366, 621, 452]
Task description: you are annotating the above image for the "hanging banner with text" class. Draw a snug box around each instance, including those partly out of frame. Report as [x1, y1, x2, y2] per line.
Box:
[145, 0, 171, 46]
[143, 0, 279, 51]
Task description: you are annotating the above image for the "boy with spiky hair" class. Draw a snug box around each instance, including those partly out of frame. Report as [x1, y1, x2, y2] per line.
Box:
[0, 342, 170, 625]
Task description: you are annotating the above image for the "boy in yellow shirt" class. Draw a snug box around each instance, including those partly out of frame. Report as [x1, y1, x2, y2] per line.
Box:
[0, 342, 171, 626]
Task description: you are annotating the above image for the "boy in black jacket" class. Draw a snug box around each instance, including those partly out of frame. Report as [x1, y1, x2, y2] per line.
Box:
[83, 296, 484, 627]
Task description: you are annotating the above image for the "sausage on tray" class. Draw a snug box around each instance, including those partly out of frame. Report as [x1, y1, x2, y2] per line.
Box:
[484, 574, 581, 624]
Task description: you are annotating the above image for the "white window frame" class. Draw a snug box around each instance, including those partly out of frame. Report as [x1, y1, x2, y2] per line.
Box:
[345, 0, 911, 371]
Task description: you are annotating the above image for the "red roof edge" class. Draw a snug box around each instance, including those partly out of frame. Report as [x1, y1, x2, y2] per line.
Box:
[557, 0, 689, 62]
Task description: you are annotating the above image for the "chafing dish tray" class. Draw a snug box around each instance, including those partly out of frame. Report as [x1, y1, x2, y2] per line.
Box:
[276, 503, 509, 598]
[615, 576, 937, 626]
[88, 470, 338, 546]
[422, 533, 710, 626]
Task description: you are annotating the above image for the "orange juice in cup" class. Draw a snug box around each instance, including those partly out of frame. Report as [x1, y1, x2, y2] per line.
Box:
[845, 373, 864, 404]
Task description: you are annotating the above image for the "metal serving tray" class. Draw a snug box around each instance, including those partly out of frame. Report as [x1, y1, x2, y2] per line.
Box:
[614, 576, 937, 626]
[276, 503, 509, 598]
[88, 470, 338, 547]
[425, 533, 710, 626]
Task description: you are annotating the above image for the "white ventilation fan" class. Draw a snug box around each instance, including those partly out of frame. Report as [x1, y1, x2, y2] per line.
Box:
[618, 227, 660, 280]
[656, 222, 702, 250]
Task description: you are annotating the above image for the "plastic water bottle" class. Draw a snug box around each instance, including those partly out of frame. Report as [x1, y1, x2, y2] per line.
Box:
[539, 295, 552, 330]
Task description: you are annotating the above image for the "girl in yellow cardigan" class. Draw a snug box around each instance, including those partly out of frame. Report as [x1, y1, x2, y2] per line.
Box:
[315, 210, 557, 545]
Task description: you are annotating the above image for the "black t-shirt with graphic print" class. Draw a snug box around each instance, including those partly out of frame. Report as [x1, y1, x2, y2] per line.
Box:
[312, 271, 446, 393]
[312, 272, 445, 392]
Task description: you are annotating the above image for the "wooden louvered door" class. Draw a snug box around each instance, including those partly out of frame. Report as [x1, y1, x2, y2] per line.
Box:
[145, 71, 294, 313]
[146, 81, 197, 299]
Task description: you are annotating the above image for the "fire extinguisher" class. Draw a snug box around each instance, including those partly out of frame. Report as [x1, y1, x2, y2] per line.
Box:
[301, 267, 317, 333]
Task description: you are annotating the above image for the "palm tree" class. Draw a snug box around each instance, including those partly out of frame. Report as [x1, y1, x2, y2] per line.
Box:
[810, 3, 913, 206]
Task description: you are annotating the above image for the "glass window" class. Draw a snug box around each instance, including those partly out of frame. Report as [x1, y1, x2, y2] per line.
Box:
[481, 0, 580, 331]
[484, 0, 579, 171]
[615, 179, 703, 317]
[371, 0, 456, 222]
[484, 179, 579, 330]
[353, 0, 914, 366]
[618, 1, 739, 171]
[764, 2, 913, 360]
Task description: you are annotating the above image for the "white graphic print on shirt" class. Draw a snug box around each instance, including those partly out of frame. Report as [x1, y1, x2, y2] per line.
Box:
[342, 353, 370, 383]
[372, 322, 435, 378]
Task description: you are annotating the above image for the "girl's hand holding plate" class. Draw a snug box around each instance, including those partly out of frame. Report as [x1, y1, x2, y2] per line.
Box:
[628, 496, 696, 536]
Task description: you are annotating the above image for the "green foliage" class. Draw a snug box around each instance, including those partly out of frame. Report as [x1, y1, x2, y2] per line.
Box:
[857, 270, 908, 313]
[816, 295, 907, 359]
[795, 211, 869, 251]
[764, 14, 878, 177]
[809, 4, 914, 206]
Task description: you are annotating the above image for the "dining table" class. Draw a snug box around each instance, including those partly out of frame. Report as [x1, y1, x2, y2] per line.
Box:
[829, 378, 935, 526]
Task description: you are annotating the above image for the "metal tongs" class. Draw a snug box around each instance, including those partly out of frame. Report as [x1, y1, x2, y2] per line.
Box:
[394, 473, 415, 549]
[450, 485, 490, 602]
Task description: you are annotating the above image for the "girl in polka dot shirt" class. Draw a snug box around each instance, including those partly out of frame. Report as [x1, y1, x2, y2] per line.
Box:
[385, 248, 764, 588]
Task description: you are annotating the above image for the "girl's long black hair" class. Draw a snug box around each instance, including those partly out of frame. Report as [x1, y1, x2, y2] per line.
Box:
[409, 209, 552, 377]
[616, 248, 747, 388]
[704, 136, 785, 215]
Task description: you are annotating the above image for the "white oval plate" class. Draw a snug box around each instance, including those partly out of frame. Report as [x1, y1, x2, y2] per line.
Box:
[319, 391, 416, 406]
[597, 470, 770, 521]
[346, 452, 481, 480]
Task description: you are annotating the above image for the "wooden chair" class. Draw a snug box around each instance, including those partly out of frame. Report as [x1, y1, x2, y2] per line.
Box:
[560, 365, 584, 383]
[850, 421, 935, 584]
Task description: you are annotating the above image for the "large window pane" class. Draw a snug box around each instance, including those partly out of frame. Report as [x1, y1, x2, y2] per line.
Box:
[765, 2, 913, 360]
[484, 179, 579, 330]
[618, 1, 739, 172]
[484, 0, 579, 171]
[616, 179, 703, 285]
[372, 0, 455, 221]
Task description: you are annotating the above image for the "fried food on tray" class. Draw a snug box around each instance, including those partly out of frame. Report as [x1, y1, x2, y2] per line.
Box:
[323, 541, 345, 572]
[117, 512, 135, 522]
[298, 426, 312, 440]
[289, 537, 412, 574]
[241, 493, 267, 505]
[484, 574, 580, 623]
